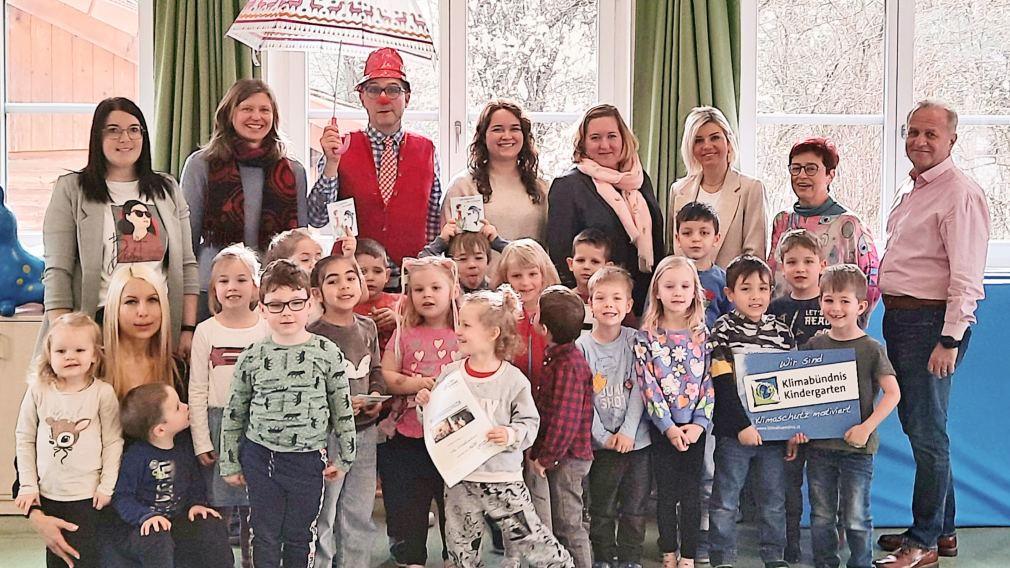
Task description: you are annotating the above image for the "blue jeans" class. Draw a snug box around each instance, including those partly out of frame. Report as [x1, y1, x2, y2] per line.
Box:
[806, 447, 874, 568]
[883, 306, 970, 547]
[708, 436, 787, 566]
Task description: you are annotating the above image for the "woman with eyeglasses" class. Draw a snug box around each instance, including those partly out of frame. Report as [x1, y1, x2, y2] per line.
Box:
[669, 106, 769, 267]
[767, 136, 880, 306]
[181, 78, 308, 322]
[546, 104, 665, 315]
[42, 97, 199, 354]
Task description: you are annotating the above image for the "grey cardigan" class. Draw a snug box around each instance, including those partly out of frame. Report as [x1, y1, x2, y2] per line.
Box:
[42, 172, 199, 340]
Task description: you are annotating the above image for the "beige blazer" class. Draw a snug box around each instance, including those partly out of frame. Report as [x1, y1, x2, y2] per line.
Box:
[669, 169, 769, 268]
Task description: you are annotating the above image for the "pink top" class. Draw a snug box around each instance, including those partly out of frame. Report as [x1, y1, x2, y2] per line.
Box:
[878, 157, 991, 339]
[379, 326, 459, 438]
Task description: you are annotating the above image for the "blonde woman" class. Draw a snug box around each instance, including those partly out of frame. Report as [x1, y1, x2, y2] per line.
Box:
[669, 106, 769, 268]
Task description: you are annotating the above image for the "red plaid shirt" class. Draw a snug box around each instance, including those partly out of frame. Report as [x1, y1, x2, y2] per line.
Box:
[529, 342, 594, 466]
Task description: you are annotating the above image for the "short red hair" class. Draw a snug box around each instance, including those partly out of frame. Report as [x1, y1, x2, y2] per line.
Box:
[789, 136, 839, 173]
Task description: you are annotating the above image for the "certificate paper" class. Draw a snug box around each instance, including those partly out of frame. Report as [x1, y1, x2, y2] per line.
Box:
[422, 371, 503, 487]
[734, 349, 861, 441]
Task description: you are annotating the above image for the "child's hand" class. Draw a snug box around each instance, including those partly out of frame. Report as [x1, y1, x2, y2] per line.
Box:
[487, 426, 511, 446]
[605, 433, 634, 453]
[14, 492, 39, 514]
[479, 219, 499, 242]
[738, 426, 763, 447]
[680, 424, 705, 445]
[140, 515, 172, 536]
[92, 491, 112, 510]
[223, 473, 246, 488]
[530, 458, 549, 478]
[371, 307, 397, 331]
[439, 220, 460, 242]
[362, 391, 383, 417]
[665, 426, 689, 451]
[785, 433, 808, 461]
[323, 462, 344, 481]
[197, 451, 218, 467]
[187, 505, 222, 522]
[413, 375, 436, 393]
[335, 226, 357, 257]
[844, 424, 871, 449]
[415, 388, 432, 406]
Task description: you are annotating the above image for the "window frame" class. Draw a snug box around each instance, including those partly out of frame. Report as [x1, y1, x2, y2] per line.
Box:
[740, 0, 1010, 270]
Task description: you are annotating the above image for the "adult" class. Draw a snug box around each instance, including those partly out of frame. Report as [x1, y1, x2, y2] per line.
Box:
[547, 104, 665, 314]
[181, 78, 308, 321]
[441, 99, 549, 248]
[767, 137, 880, 311]
[42, 97, 198, 353]
[307, 47, 441, 266]
[873, 101, 990, 568]
[669, 106, 769, 266]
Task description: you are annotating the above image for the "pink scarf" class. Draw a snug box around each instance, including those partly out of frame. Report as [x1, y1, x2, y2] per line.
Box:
[577, 156, 654, 272]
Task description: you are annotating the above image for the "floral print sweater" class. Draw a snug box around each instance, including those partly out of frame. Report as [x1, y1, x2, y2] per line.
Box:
[633, 328, 714, 434]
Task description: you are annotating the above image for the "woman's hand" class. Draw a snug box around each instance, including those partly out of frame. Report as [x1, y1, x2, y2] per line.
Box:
[29, 509, 80, 567]
[176, 330, 194, 359]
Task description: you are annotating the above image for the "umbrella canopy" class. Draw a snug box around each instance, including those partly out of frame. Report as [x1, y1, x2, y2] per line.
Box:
[227, 0, 435, 60]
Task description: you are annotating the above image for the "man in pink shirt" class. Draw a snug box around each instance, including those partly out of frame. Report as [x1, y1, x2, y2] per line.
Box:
[873, 101, 991, 568]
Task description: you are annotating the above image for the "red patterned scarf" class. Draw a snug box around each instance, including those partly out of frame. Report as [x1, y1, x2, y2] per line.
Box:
[203, 144, 299, 251]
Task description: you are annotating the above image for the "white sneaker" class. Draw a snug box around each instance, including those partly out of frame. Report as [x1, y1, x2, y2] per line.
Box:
[663, 552, 679, 568]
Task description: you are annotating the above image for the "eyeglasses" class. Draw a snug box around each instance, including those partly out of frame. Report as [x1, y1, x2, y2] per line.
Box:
[359, 85, 407, 100]
[263, 297, 309, 313]
[104, 125, 145, 140]
[129, 209, 151, 218]
[788, 163, 821, 176]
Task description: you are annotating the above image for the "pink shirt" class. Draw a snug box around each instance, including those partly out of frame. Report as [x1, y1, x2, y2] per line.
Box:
[878, 157, 990, 339]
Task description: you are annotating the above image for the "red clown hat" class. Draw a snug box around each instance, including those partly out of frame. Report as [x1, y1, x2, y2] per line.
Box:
[356, 47, 410, 90]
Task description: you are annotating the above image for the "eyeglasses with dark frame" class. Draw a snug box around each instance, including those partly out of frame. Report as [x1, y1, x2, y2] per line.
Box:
[358, 85, 407, 100]
[263, 297, 309, 313]
[104, 125, 145, 140]
[788, 163, 821, 177]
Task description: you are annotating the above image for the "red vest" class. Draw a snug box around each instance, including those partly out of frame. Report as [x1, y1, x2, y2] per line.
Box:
[338, 130, 435, 265]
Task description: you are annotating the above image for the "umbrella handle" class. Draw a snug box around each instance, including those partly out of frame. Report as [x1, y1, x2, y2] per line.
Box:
[328, 117, 351, 156]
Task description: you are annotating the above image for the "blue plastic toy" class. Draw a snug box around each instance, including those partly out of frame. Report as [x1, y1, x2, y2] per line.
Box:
[0, 185, 44, 316]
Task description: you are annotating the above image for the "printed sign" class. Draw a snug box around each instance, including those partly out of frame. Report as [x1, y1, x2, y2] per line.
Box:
[327, 198, 358, 236]
[734, 349, 860, 441]
[450, 196, 485, 232]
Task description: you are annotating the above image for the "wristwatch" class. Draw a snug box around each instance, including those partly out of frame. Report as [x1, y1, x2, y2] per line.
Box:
[939, 335, 961, 349]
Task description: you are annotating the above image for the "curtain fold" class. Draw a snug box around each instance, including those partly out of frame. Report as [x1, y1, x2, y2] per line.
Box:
[153, 0, 259, 178]
[632, 0, 741, 215]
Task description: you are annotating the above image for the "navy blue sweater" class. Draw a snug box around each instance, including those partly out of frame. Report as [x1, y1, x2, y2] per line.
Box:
[112, 437, 206, 526]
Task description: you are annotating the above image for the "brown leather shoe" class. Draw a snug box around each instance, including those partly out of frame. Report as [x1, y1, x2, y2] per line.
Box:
[873, 545, 939, 568]
[877, 533, 907, 551]
[937, 534, 958, 557]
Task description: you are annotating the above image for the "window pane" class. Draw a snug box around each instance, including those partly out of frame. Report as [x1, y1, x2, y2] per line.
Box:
[6, 113, 92, 234]
[757, 124, 883, 236]
[914, 1, 1010, 115]
[950, 125, 1010, 239]
[756, 0, 884, 114]
[5, 1, 139, 103]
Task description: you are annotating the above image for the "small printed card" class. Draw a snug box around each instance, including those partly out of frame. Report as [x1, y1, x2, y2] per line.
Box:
[450, 196, 485, 232]
[327, 198, 359, 236]
[352, 394, 392, 404]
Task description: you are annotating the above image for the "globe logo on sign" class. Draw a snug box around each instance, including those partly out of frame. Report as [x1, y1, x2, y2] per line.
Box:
[752, 377, 780, 407]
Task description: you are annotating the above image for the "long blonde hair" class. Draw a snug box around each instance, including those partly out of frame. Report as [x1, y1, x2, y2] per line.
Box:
[640, 255, 707, 337]
[102, 265, 179, 399]
[34, 312, 104, 385]
[391, 257, 459, 363]
[680, 106, 738, 176]
[492, 238, 561, 290]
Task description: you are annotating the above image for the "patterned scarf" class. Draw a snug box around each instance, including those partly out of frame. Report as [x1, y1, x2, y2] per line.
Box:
[203, 144, 299, 251]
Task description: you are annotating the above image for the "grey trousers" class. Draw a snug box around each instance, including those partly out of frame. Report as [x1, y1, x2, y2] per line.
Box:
[547, 458, 594, 568]
[314, 426, 378, 568]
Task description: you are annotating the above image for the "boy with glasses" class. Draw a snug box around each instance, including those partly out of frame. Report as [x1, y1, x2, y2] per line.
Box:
[219, 259, 356, 568]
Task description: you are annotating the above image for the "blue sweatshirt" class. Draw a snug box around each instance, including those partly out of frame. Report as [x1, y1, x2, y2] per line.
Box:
[577, 327, 651, 451]
[699, 265, 733, 329]
[112, 437, 206, 526]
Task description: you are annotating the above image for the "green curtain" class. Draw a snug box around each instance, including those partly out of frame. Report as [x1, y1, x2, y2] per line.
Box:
[153, 0, 259, 178]
[632, 0, 741, 216]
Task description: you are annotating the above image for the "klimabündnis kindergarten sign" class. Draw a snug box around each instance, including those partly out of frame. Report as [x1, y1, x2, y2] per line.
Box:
[734, 349, 860, 441]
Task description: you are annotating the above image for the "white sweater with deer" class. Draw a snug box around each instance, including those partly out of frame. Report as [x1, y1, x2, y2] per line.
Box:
[15, 379, 123, 501]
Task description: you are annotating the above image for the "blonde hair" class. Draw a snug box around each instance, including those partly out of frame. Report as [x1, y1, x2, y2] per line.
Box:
[492, 238, 561, 291]
[459, 285, 525, 360]
[640, 255, 707, 336]
[588, 265, 634, 297]
[399, 256, 460, 330]
[681, 106, 738, 176]
[103, 265, 179, 400]
[573, 104, 640, 171]
[263, 228, 317, 266]
[208, 244, 261, 315]
[34, 313, 104, 385]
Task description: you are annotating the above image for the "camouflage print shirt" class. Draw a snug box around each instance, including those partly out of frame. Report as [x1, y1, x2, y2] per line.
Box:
[219, 335, 356, 476]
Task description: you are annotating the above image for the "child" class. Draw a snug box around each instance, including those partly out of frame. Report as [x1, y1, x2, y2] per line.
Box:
[220, 259, 356, 568]
[567, 228, 612, 335]
[634, 256, 714, 568]
[422, 220, 508, 293]
[354, 238, 401, 355]
[378, 256, 460, 567]
[577, 267, 652, 568]
[15, 313, 122, 568]
[791, 264, 900, 568]
[529, 285, 596, 568]
[674, 202, 733, 328]
[308, 255, 387, 568]
[110, 383, 232, 567]
[415, 286, 573, 568]
[766, 228, 830, 562]
[264, 228, 324, 273]
[708, 255, 796, 568]
[188, 245, 267, 568]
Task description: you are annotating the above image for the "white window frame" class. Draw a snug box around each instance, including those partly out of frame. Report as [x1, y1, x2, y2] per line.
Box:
[740, 0, 1010, 270]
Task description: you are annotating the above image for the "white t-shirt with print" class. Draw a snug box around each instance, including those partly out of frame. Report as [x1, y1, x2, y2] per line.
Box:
[99, 180, 169, 305]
